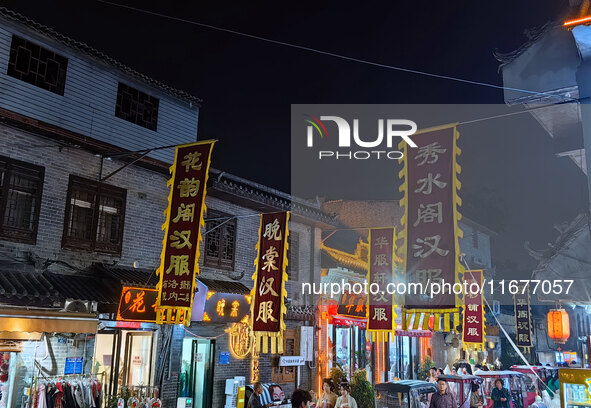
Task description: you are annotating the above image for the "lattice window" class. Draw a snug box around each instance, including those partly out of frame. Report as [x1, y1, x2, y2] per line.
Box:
[0, 156, 44, 243]
[204, 210, 236, 270]
[7, 35, 68, 95]
[115, 82, 159, 131]
[62, 176, 126, 254]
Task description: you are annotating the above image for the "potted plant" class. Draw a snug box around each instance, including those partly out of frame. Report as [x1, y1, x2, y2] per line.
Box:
[351, 369, 374, 408]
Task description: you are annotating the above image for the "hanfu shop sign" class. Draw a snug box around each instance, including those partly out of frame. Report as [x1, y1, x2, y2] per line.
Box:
[514, 286, 532, 350]
[250, 211, 289, 354]
[462, 270, 485, 351]
[156, 140, 215, 325]
[117, 287, 158, 323]
[399, 124, 461, 331]
[367, 228, 396, 335]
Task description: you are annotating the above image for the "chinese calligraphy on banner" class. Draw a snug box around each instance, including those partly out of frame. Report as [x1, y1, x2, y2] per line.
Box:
[156, 140, 215, 325]
[514, 285, 532, 351]
[462, 270, 485, 351]
[398, 124, 462, 332]
[250, 211, 289, 354]
[367, 228, 396, 341]
[117, 287, 158, 323]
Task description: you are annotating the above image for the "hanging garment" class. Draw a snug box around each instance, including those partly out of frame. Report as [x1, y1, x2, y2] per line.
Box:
[53, 382, 64, 408]
[72, 381, 84, 408]
[46, 385, 55, 408]
[36, 384, 47, 408]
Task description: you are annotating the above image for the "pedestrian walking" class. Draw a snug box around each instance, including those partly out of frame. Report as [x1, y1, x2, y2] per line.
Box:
[491, 379, 511, 408]
[429, 379, 457, 408]
[470, 383, 484, 408]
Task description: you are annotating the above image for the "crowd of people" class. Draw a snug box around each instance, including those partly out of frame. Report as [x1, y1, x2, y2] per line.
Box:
[247, 379, 357, 408]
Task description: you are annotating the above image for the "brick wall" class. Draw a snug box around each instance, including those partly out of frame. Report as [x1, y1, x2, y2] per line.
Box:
[1, 124, 170, 272]
[13, 334, 95, 408]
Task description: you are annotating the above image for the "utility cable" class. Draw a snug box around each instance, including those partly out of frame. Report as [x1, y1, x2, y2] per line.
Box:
[96, 0, 575, 103]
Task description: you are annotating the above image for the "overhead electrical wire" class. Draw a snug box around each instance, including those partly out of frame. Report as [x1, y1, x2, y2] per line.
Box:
[96, 0, 575, 103]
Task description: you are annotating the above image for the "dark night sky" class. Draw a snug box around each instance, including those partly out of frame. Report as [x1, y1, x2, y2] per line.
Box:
[1, 0, 587, 276]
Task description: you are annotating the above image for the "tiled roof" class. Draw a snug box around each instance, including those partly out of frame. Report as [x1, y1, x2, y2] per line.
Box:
[91, 264, 158, 287]
[43, 272, 119, 304]
[0, 7, 202, 105]
[0, 270, 58, 301]
[198, 277, 250, 294]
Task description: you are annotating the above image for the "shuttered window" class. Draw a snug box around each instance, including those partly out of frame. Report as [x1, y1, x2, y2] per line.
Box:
[0, 156, 44, 243]
[204, 210, 236, 270]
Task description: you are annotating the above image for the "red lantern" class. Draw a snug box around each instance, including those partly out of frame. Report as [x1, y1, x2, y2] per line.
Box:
[547, 309, 570, 344]
[327, 299, 338, 316]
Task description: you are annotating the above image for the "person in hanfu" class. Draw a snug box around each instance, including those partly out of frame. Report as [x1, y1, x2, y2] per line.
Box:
[491, 379, 511, 408]
[335, 382, 358, 408]
[317, 379, 337, 408]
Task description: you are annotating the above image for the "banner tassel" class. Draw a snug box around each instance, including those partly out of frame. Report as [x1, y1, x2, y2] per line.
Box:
[434, 314, 441, 332]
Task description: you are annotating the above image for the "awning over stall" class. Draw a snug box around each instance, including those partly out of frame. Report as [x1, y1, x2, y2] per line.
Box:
[0, 308, 97, 333]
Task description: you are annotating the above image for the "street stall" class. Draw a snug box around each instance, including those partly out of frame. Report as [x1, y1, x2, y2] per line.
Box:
[438, 374, 484, 408]
[475, 370, 528, 408]
[511, 366, 560, 403]
[559, 368, 591, 408]
[375, 380, 437, 408]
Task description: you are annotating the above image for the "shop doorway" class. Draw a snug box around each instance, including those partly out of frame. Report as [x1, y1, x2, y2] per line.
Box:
[179, 338, 215, 408]
[94, 329, 157, 400]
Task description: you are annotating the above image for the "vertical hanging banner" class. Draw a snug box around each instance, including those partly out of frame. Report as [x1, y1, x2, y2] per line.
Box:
[367, 228, 396, 340]
[514, 286, 533, 352]
[156, 140, 215, 326]
[462, 270, 485, 351]
[250, 211, 290, 354]
[398, 124, 463, 332]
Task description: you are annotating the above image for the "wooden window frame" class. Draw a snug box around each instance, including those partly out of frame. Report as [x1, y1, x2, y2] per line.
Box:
[287, 231, 299, 281]
[7, 35, 68, 95]
[0, 155, 44, 244]
[272, 329, 297, 384]
[203, 209, 236, 271]
[62, 175, 126, 255]
[115, 82, 160, 131]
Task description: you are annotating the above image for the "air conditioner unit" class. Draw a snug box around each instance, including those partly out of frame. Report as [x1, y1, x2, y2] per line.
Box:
[63, 299, 97, 313]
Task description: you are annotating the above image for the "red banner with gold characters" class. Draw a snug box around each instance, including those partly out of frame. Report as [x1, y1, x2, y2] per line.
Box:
[367, 228, 396, 340]
[398, 124, 462, 332]
[514, 285, 532, 351]
[156, 140, 215, 325]
[462, 270, 485, 351]
[250, 211, 289, 354]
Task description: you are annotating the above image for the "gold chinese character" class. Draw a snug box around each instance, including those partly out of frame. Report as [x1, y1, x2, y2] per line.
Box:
[517, 298, 527, 306]
[467, 327, 479, 336]
[412, 235, 449, 258]
[375, 237, 389, 249]
[231, 300, 240, 317]
[415, 142, 447, 166]
[173, 203, 195, 223]
[263, 219, 282, 241]
[181, 151, 203, 172]
[373, 308, 387, 321]
[518, 333, 530, 343]
[256, 301, 278, 323]
[259, 276, 279, 297]
[129, 291, 146, 313]
[518, 310, 528, 318]
[373, 254, 389, 266]
[180, 281, 191, 290]
[261, 246, 280, 272]
[216, 299, 226, 316]
[168, 280, 178, 289]
[415, 173, 447, 195]
[517, 321, 529, 330]
[166, 255, 190, 276]
[178, 178, 201, 197]
[413, 203, 443, 227]
[467, 304, 479, 312]
[169, 230, 192, 249]
[355, 302, 364, 313]
[466, 315, 478, 324]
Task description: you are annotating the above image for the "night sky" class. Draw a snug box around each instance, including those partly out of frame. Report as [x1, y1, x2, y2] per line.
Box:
[1, 0, 587, 277]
